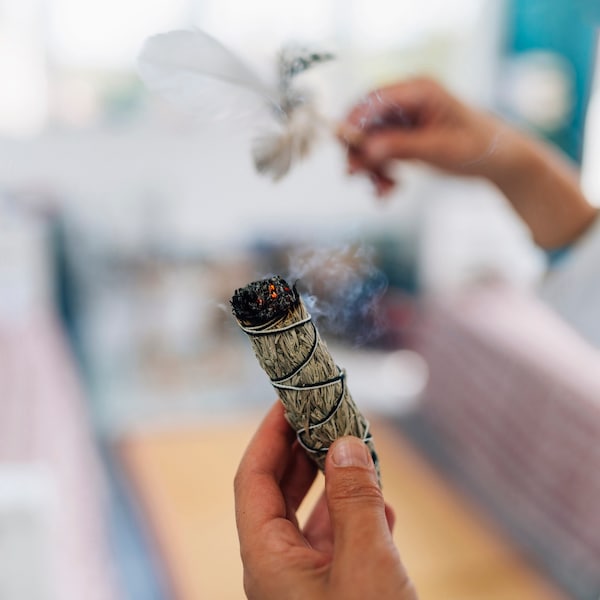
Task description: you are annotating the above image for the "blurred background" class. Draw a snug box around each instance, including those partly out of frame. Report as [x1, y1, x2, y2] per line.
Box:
[2, 0, 600, 599]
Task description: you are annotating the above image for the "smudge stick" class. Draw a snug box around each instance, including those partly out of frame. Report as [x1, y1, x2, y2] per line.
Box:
[231, 275, 380, 482]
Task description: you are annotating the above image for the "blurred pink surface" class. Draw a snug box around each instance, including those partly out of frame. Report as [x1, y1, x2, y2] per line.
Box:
[414, 283, 600, 596]
[0, 311, 120, 600]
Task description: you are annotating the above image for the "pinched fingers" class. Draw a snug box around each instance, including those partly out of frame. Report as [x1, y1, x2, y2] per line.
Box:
[345, 145, 398, 197]
[338, 78, 442, 142]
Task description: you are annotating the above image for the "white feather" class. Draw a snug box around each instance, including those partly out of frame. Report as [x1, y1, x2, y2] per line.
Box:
[137, 29, 332, 180]
[252, 130, 294, 181]
[252, 104, 325, 180]
[137, 29, 279, 120]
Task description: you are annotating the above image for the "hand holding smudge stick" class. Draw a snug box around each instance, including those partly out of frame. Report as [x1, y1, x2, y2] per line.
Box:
[230, 276, 381, 484]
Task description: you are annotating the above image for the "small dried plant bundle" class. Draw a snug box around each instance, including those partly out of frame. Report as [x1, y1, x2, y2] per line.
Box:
[138, 30, 334, 182]
[231, 276, 380, 483]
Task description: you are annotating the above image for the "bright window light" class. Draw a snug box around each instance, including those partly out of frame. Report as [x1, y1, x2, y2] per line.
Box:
[352, 0, 486, 49]
[199, 0, 334, 50]
[47, 0, 189, 68]
[0, 0, 47, 137]
[581, 42, 600, 208]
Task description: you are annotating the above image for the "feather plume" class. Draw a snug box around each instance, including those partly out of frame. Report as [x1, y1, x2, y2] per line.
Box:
[137, 29, 334, 179]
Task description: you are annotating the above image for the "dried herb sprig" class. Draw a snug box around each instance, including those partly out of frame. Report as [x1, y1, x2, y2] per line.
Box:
[231, 275, 380, 482]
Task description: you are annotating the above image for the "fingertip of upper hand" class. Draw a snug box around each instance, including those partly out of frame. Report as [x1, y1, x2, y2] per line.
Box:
[347, 153, 366, 175]
[362, 137, 388, 163]
[374, 179, 396, 199]
[336, 122, 365, 147]
[366, 168, 396, 198]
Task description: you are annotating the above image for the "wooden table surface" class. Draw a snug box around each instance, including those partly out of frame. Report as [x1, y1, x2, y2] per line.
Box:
[117, 414, 566, 600]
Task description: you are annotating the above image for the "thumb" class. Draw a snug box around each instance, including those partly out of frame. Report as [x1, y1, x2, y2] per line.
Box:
[325, 436, 392, 562]
[362, 129, 438, 165]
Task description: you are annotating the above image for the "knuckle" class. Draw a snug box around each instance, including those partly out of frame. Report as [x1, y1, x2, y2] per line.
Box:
[329, 473, 384, 507]
[233, 470, 242, 497]
[233, 464, 246, 497]
[373, 544, 401, 569]
[413, 75, 438, 90]
[242, 569, 261, 600]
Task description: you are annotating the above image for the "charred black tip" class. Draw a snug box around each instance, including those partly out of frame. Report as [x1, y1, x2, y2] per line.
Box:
[230, 275, 299, 326]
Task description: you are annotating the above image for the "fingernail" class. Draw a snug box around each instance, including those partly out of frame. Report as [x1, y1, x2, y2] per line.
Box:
[331, 437, 371, 468]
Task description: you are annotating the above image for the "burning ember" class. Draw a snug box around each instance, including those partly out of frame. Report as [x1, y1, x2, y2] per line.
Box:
[231, 276, 298, 326]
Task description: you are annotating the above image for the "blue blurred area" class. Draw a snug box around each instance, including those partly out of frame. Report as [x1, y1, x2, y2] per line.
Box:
[102, 445, 171, 600]
[505, 0, 598, 161]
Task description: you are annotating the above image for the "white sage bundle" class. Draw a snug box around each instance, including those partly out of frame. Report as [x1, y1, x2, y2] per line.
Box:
[231, 276, 380, 483]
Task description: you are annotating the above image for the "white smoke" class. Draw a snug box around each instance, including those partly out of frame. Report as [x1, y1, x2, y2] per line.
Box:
[284, 242, 388, 345]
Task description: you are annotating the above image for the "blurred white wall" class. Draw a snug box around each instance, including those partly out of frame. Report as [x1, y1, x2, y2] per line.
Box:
[0, 0, 511, 252]
[0, 0, 547, 304]
[0, 0, 48, 136]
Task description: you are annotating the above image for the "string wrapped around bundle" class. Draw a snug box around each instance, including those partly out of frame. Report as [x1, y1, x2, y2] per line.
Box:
[230, 275, 380, 484]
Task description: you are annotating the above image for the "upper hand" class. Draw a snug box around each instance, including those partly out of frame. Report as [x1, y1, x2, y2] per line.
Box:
[337, 77, 507, 196]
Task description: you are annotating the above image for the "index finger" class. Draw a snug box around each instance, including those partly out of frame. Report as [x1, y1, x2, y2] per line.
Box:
[234, 402, 297, 545]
